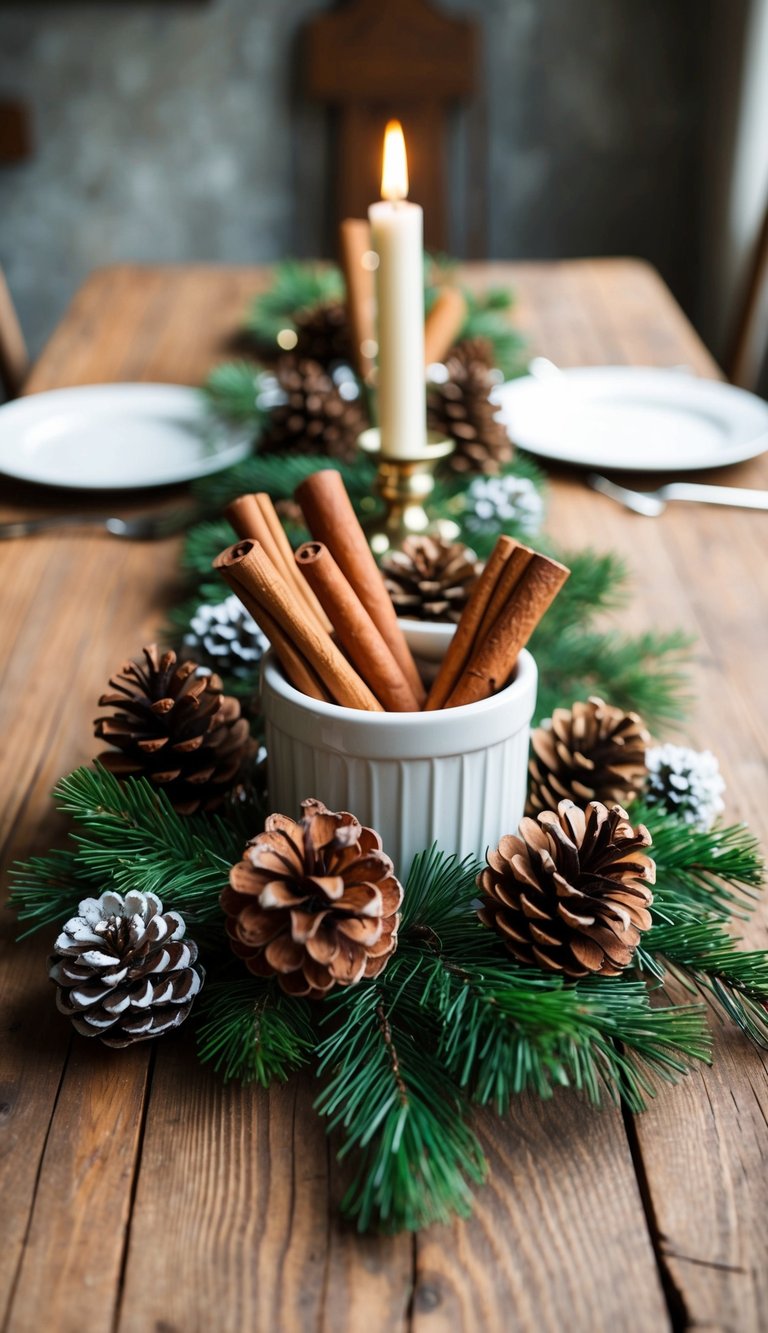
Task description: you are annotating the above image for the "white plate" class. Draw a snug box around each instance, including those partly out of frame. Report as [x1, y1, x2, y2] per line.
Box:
[492, 367, 768, 472]
[0, 384, 252, 490]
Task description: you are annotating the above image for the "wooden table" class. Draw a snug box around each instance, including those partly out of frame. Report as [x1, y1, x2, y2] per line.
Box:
[1, 261, 767, 1333]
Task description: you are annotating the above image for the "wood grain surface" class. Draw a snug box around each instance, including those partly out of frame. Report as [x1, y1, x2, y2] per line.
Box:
[1, 260, 766, 1333]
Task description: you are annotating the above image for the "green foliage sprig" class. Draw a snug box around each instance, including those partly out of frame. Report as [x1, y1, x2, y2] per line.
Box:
[246, 261, 344, 347]
[197, 975, 316, 1086]
[10, 765, 242, 931]
[9, 763, 767, 1234]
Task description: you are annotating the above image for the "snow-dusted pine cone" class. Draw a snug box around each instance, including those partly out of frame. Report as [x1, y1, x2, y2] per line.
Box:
[645, 743, 726, 831]
[463, 473, 544, 537]
[183, 595, 269, 683]
[49, 890, 203, 1048]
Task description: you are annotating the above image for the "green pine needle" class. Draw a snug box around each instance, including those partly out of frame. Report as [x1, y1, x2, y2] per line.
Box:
[315, 983, 486, 1233]
[246, 261, 344, 346]
[190, 451, 377, 515]
[203, 361, 268, 427]
[10, 847, 102, 936]
[197, 975, 316, 1085]
[10, 766, 241, 930]
[640, 803, 764, 922]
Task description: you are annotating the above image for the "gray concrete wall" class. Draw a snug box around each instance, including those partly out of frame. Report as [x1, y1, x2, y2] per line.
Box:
[0, 0, 706, 360]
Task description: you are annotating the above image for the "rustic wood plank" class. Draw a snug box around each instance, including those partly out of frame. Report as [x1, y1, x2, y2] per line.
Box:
[1, 259, 766, 1331]
[3, 1044, 150, 1333]
[117, 1050, 413, 1333]
[412, 1098, 669, 1332]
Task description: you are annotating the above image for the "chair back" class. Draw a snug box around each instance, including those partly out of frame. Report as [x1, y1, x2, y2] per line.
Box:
[727, 201, 768, 391]
[305, 0, 478, 253]
[0, 268, 29, 399]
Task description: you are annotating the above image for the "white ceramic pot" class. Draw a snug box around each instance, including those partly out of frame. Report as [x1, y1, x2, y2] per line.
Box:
[261, 626, 538, 876]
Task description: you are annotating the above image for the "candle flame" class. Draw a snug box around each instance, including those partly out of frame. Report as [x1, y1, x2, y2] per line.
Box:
[381, 120, 409, 201]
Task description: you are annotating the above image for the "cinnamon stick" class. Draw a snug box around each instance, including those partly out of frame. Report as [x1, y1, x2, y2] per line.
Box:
[296, 470, 426, 705]
[225, 492, 331, 632]
[296, 542, 421, 712]
[339, 218, 376, 382]
[424, 287, 468, 366]
[237, 595, 330, 702]
[424, 535, 519, 711]
[474, 543, 535, 645]
[214, 540, 383, 712]
[444, 553, 570, 709]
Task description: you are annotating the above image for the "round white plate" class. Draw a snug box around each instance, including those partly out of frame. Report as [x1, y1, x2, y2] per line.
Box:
[0, 383, 253, 490]
[492, 367, 768, 472]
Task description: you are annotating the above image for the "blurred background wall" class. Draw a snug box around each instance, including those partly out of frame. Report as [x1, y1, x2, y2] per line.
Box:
[0, 0, 764, 368]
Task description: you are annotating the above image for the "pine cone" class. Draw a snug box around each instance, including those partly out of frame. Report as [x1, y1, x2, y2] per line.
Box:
[449, 335, 497, 369]
[261, 355, 367, 463]
[381, 536, 482, 623]
[49, 890, 203, 1048]
[478, 801, 655, 977]
[183, 595, 269, 683]
[293, 300, 352, 367]
[527, 697, 650, 816]
[428, 342, 512, 475]
[222, 799, 403, 998]
[94, 645, 251, 816]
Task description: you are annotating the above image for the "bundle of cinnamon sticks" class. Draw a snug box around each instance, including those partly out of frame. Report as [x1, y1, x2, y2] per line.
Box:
[214, 472, 569, 714]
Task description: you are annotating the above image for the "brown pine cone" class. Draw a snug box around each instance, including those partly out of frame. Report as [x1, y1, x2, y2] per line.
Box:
[94, 644, 251, 816]
[478, 800, 655, 977]
[49, 890, 203, 1048]
[448, 335, 497, 369]
[428, 342, 513, 475]
[381, 535, 482, 623]
[293, 299, 352, 366]
[261, 355, 367, 462]
[222, 799, 403, 998]
[527, 697, 650, 816]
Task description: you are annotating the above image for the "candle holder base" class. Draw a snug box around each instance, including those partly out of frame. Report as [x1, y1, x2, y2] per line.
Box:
[358, 428, 460, 555]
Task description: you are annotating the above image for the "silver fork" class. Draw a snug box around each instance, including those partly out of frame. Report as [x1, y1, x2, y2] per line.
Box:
[588, 473, 768, 517]
[0, 506, 197, 541]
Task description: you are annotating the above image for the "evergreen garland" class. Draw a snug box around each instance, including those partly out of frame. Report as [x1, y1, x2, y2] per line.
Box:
[9, 763, 766, 1232]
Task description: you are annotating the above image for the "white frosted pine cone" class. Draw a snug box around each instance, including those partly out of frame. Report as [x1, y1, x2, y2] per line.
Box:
[645, 743, 726, 831]
[49, 890, 204, 1048]
[184, 595, 269, 681]
[464, 474, 544, 536]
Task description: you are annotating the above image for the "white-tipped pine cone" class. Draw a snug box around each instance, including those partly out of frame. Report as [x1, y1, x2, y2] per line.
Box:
[49, 890, 203, 1048]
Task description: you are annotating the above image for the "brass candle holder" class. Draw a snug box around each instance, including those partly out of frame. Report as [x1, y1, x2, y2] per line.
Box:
[357, 427, 461, 555]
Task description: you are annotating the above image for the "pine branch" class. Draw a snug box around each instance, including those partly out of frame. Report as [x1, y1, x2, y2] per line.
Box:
[203, 362, 268, 427]
[9, 847, 102, 935]
[315, 981, 486, 1232]
[245, 261, 344, 346]
[197, 974, 316, 1085]
[52, 766, 239, 921]
[393, 848, 710, 1113]
[532, 624, 693, 731]
[639, 803, 764, 922]
[190, 452, 377, 515]
[181, 520, 238, 579]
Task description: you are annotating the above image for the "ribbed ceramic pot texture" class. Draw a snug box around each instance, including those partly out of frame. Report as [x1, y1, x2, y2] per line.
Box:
[261, 633, 537, 874]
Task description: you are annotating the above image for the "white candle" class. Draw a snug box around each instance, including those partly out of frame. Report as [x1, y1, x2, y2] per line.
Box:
[368, 121, 426, 460]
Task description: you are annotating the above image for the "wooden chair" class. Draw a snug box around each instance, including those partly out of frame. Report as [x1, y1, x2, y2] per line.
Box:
[727, 200, 768, 391]
[305, 0, 478, 253]
[0, 268, 29, 399]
